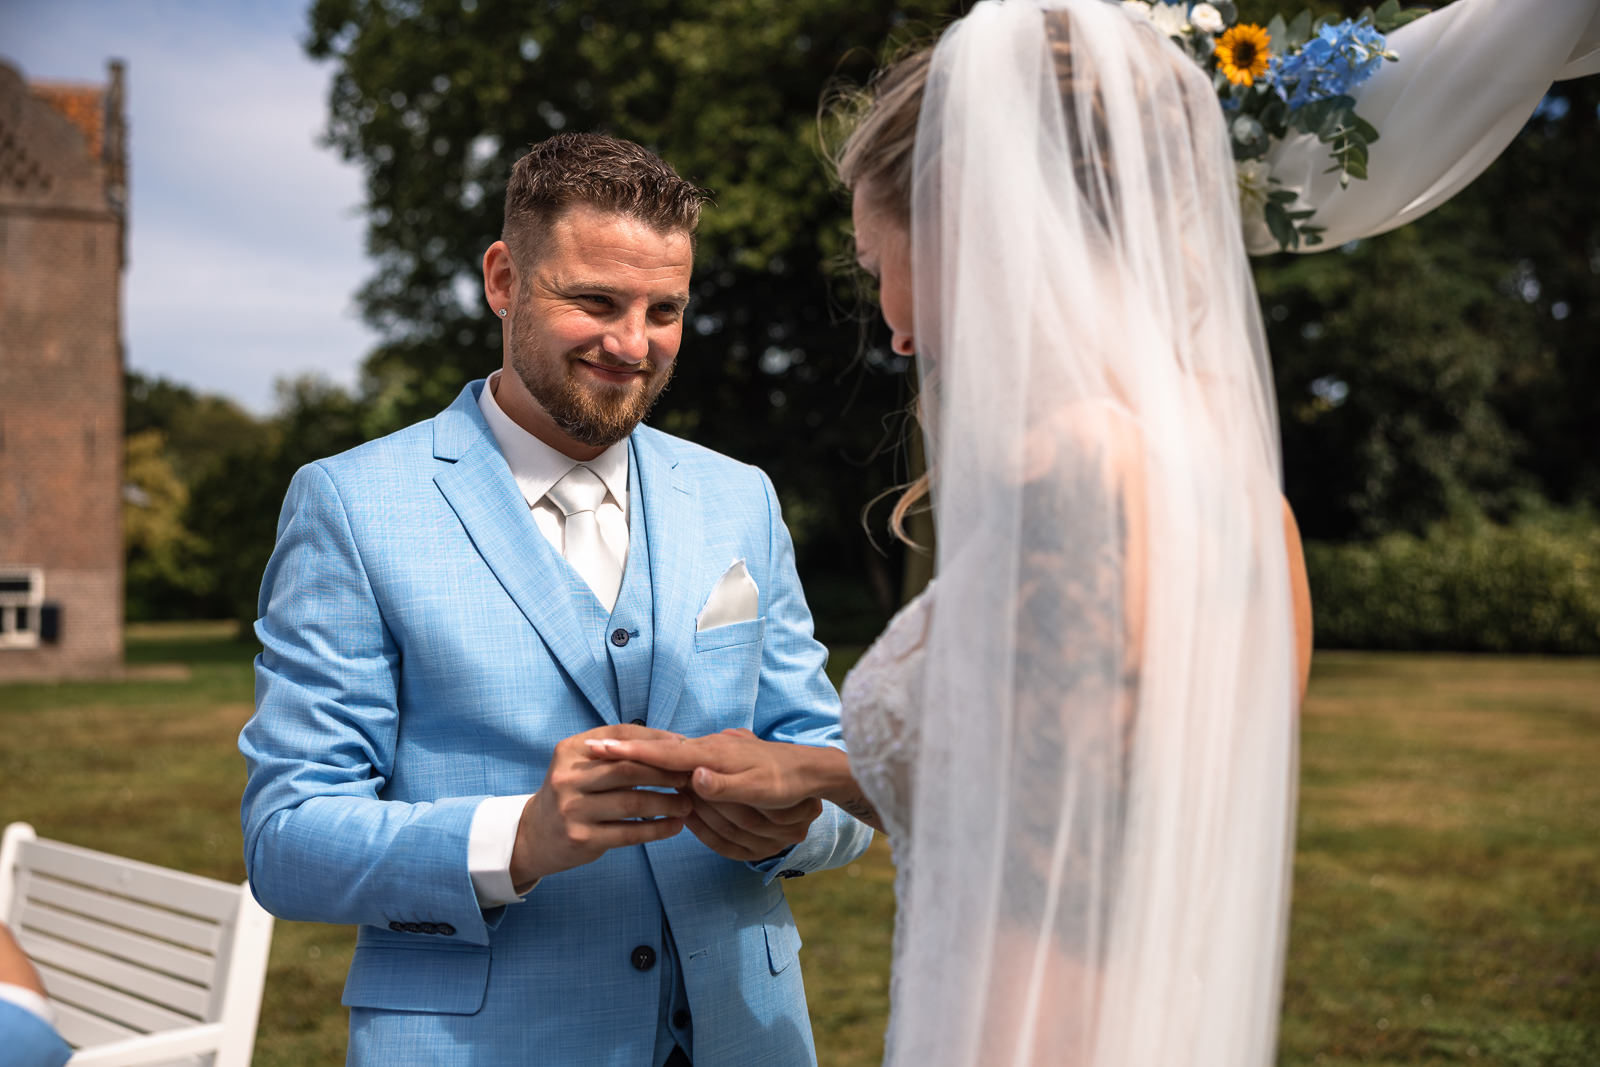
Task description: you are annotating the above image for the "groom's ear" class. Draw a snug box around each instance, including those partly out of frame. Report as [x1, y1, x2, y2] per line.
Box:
[482, 240, 519, 311]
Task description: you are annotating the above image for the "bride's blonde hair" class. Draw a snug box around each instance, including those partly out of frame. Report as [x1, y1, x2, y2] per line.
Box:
[824, 44, 935, 546]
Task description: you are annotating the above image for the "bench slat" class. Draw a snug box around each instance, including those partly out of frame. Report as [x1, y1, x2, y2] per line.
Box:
[64, 1023, 221, 1067]
[37, 963, 199, 1036]
[18, 872, 223, 953]
[22, 902, 216, 985]
[18, 837, 238, 920]
[19, 929, 209, 1018]
[52, 999, 141, 1049]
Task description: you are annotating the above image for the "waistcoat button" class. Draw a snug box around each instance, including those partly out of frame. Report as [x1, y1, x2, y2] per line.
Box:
[631, 945, 657, 971]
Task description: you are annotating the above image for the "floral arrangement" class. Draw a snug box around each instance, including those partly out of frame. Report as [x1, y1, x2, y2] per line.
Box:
[1122, 0, 1426, 250]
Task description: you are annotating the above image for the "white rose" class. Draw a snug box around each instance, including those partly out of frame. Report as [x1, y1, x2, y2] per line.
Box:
[1121, 1, 1154, 19]
[1148, 2, 1190, 37]
[1235, 160, 1273, 211]
[1190, 3, 1226, 34]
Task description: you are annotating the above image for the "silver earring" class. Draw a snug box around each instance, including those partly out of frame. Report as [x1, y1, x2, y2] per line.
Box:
[497, 308, 508, 318]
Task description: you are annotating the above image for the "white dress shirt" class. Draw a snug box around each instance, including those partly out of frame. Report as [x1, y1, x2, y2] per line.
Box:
[0, 982, 54, 1024]
[466, 371, 632, 907]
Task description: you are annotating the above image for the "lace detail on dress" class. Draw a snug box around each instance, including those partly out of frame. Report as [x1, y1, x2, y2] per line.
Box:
[840, 583, 934, 845]
[840, 584, 934, 1067]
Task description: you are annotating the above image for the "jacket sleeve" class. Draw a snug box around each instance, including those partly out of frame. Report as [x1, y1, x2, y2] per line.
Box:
[239, 462, 502, 944]
[746, 467, 876, 880]
[0, 998, 72, 1067]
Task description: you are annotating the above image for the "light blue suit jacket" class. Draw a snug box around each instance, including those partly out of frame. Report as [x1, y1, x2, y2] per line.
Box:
[0, 999, 71, 1067]
[240, 381, 872, 1066]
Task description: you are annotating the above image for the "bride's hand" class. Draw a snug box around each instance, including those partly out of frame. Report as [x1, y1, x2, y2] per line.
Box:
[586, 728, 818, 809]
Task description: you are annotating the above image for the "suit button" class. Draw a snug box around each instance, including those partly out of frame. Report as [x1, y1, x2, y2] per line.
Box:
[437, 923, 456, 936]
[420, 922, 438, 935]
[611, 628, 631, 647]
[777, 869, 803, 879]
[631, 945, 657, 971]
[673, 1009, 692, 1030]
[388, 921, 405, 932]
[404, 922, 423, 933]
[630, 717, 646, 726]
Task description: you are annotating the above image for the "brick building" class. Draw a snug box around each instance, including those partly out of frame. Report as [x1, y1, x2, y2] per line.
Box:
[0, 59, 128, 680]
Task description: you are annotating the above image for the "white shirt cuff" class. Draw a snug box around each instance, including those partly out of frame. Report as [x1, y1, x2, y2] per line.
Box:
[468, 793, 538, 908]
[0, 982, 55, 1025]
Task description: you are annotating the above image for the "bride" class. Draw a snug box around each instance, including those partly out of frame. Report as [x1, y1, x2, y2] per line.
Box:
[592, 0, 1598, 1062]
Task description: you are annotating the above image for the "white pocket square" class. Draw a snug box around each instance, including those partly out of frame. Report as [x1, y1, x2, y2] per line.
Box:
[696, 559, 759, 631]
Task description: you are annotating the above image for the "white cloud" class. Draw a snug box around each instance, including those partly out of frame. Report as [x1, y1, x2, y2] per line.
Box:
[1, 0, 380, 414]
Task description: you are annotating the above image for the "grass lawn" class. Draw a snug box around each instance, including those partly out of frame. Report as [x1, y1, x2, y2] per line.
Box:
[1, 627, 1596, 1065]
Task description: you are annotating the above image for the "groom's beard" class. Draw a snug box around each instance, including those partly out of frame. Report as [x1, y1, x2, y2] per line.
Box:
[509, 305, 675, 449]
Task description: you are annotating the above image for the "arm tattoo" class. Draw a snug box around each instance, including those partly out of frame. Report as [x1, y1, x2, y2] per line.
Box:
[839, 794, 885, 833]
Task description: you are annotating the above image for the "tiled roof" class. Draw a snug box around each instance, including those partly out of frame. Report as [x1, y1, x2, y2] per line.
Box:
[31, 82, 104, 160]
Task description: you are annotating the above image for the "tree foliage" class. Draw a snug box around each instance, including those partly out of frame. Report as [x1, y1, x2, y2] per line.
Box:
[124, 429, 210, 619]
[126, 0, 1593, 637]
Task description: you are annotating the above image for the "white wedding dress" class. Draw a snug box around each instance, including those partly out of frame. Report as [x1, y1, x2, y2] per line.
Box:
[838, 584, 932, 1063]
[840, 584, 934, 847]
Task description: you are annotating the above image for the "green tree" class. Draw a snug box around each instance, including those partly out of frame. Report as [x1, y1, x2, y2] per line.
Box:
[125, 371, 272, 484]
[122, 374, 273, 620]
[185, 377, 370, 631]
[123, 429, 212, 619]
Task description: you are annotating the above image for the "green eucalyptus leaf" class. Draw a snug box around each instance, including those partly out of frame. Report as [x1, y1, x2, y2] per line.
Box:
[1264, 199, 1298, 251]
[1258, 94, 1290, 132]
[1215, 1, 1237, 23]
[1266, 13, 1287, 44]
[1377, 4, 1429, 31]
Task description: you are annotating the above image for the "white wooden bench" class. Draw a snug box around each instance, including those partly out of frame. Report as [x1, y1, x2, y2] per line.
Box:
[0, 822, 274, 1066]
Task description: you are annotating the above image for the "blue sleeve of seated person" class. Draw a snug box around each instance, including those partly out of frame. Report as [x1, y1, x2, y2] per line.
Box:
[0, 998, 72, 1067]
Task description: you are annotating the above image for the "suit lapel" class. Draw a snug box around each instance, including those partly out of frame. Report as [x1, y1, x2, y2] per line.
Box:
[432, 384, 620, 724]
[634, 430, 709, 734]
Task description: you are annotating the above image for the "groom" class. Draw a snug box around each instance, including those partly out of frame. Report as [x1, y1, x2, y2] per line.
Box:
[240, 133, 872, 1066]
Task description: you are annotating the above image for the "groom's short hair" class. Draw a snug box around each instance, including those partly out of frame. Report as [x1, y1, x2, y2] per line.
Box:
[502, 133, 709, 265]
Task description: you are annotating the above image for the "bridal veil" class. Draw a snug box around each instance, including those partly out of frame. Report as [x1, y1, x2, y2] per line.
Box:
[893, 2, 1297, 1063]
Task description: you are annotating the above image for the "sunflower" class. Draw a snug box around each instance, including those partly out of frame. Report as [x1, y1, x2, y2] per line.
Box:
[1215, 24, 1272, 86]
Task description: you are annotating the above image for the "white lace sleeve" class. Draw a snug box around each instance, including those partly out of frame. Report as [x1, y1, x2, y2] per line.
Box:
[838, 585, 934, 843]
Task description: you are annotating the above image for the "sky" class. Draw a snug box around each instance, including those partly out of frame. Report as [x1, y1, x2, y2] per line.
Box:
[1, 0, 379, 415]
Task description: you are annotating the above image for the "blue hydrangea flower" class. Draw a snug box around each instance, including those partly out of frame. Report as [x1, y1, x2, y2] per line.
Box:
[1269, 19, 1389, 109]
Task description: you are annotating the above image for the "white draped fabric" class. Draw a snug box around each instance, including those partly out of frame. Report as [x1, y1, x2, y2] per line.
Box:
[889, 2, 1298, 1064]
[1248, 0, 1600, 254]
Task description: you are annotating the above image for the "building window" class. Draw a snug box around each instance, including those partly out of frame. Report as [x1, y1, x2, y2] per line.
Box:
[0, 569, 43, 649]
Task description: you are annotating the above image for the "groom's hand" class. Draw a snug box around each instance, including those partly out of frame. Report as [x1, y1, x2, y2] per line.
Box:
[511, 725, 693, 885]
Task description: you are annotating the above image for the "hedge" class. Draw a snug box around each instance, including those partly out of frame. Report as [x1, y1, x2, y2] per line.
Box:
[1305, 515, 1600, 653]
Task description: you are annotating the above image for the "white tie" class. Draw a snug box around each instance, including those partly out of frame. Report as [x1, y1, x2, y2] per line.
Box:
[546, 466, 622, 612]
